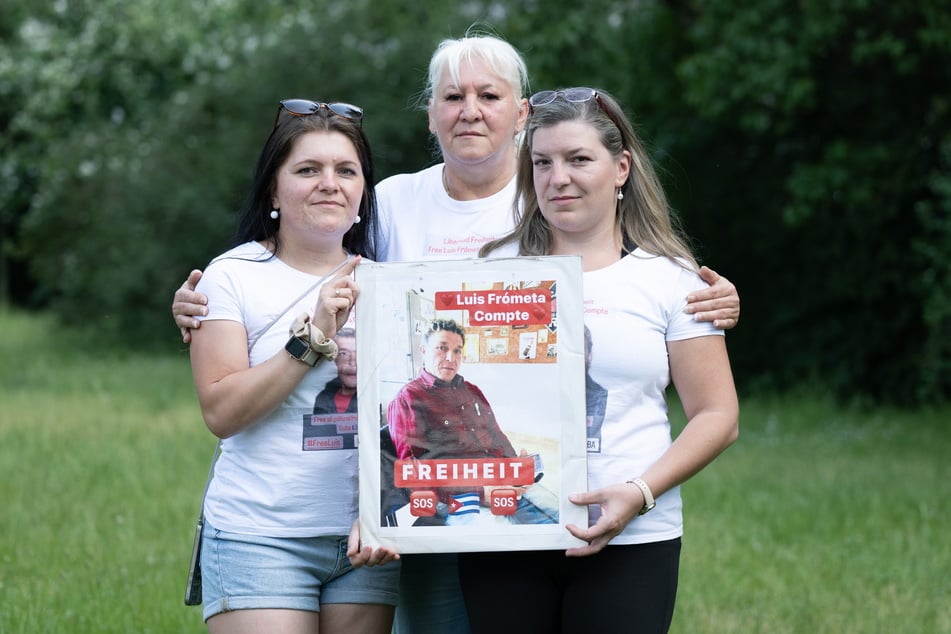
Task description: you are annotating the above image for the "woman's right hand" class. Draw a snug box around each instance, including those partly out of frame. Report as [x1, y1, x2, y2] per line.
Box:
[310, 256, 361, 336]
[172, 269, 207, 343]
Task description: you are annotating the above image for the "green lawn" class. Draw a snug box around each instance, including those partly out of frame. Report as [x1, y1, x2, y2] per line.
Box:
[1, 309, 948, 633]
[0, 310, 210, 633]
[672, 395, 950, 633]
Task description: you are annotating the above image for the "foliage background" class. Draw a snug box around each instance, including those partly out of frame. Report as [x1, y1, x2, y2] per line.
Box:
[2, 0, 949, 405]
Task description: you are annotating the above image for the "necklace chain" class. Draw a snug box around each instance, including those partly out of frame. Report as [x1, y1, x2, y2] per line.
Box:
[441, 167, 452, 196]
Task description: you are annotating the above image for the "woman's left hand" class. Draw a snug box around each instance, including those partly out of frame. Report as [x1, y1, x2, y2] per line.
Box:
[564, 482, 644, 557]
[347, 520, 400, 568]
[685, 266, 740, 330]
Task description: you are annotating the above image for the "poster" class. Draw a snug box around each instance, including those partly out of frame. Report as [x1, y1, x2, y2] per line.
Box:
[356, 256, 588, 553]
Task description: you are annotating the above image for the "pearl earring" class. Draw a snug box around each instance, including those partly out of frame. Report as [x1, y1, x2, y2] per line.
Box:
[617, 190, 624, 201]
[270, 209, 279, 220]
[354, 215, 361, 224]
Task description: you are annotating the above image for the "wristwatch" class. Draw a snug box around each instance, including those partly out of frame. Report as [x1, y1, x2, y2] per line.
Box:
[627, 477, 656, 515]
[285, 312, 339, 366]
[285, 334, 321, 367]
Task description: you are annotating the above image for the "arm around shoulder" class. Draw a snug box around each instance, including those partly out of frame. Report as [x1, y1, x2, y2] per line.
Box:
[685, 266, 740, 330]
[173, 269, 208, 342]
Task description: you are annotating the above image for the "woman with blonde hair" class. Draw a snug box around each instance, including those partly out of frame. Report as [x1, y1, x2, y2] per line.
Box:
[464, 88, 740, 632]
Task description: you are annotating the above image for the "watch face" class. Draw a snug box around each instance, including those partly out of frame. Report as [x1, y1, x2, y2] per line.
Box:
[285, 336, 316, 365]
[286, 336, 308, 357]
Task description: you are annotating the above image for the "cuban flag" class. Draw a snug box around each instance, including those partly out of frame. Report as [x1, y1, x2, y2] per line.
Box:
[449, 492, 480, 516]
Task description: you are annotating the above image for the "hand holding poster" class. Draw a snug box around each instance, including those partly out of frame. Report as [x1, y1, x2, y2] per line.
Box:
[356, 255, 588, 553]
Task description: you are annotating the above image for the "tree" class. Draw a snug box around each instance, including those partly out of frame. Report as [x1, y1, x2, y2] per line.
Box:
[2, 0, 949, 404]
[661, 0, 951, 403]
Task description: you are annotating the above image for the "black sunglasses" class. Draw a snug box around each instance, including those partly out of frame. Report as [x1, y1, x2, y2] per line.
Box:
[274, 99, 364, 128]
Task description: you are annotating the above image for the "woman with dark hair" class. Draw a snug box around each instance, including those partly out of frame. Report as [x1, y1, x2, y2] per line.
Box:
[189, 100, 398, 633]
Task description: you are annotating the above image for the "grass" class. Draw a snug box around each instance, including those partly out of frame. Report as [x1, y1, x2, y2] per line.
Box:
[671, 395, 951, 633]
[1, 308, 948, 633]
[0, 309, 210, 633]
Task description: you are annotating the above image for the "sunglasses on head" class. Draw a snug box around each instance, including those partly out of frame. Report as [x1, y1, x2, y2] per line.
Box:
[528, 87, 621, 130]
[274, 99, 364, 128]
[529, 87, 601, 110]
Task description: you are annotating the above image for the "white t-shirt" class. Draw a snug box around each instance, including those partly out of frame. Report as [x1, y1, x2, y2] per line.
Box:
[379, 166, 718, 545]
[582, 250, 723, 544]
[375, 163, 519, 262]
[196, 242, 358, 537]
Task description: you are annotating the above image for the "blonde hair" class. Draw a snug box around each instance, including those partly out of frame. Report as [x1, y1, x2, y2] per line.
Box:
[480, 89, 697, 271]
[423, 32, 529, 107]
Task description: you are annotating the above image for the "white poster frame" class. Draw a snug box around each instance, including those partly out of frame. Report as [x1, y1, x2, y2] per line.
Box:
[356, 255, 588, 553]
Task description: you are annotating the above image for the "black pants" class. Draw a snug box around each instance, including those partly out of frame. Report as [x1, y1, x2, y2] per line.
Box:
[458, 538, 681, 634]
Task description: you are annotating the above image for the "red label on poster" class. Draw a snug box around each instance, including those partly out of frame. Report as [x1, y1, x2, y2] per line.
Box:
[409, 491, 438, 516]
[434, 289, 552, 326]
[395, 458, 535, 488]
[490, 488, 519, 515]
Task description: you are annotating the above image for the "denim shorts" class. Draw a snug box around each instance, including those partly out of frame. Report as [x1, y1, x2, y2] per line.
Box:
[200, 520, 401, 622]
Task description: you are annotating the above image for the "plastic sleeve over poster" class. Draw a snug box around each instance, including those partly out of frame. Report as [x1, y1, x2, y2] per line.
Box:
[356, 255, 588, 553]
